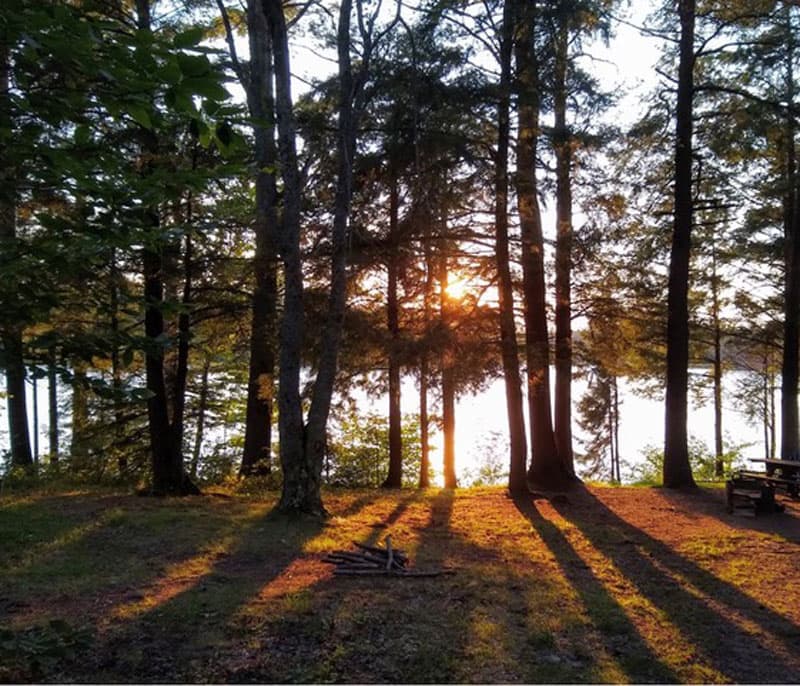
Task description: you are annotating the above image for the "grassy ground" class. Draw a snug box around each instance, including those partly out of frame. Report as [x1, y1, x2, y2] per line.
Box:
[1, 485, 799, 683]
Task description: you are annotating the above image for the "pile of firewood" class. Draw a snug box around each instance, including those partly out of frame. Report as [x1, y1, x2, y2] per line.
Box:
[323, 536, 453, 577]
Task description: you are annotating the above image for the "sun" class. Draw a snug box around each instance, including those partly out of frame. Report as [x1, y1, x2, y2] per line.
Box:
[445, 275, 470, 301]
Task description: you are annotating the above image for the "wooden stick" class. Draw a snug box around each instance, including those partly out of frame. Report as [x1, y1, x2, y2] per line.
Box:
[325, 552, 377, 564]
[385, 535, 394, 571]
[352, 540, 408, 561]
[332, 567, 455, 577]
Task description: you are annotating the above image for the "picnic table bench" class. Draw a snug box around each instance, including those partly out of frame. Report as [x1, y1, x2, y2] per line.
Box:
[726, 458, 800, 515]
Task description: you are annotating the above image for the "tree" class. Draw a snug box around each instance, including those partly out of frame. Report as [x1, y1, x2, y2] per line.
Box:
[263, 0, 399, 514]
[514, 0, 569, 491]
[663, 0, 697, 488]
[777, 4, 800, 461]
[0, 28, 33, 469]
[217, 0, 280, 477]
[495, 0, 528, 495]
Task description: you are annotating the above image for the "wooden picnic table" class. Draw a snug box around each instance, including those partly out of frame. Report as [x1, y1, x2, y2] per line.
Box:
[726, 459, 800, 514]
[750, 458, 800, 480]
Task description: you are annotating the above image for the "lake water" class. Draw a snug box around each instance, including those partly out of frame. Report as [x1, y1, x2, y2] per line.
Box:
[1, 369, 770, 484]
[365, 371, 770, 484]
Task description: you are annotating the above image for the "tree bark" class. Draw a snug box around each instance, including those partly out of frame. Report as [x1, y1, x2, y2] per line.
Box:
[763, 351, 770, 460]
[70, 360, 89, 462]
[611, 376, 622, 484]
[663, 0, 697, 488]
[191, 357, 210, 480]
[553, 13, 575, 477]
[769, 360, 777, 459]
[780, 4, 800, 462]
[383, 174, 403, 488]
[418, 237, 435, 489]
[32, 374, 39, 464]
[262, 0, 314, 513]
[48, 346, 58, 463]
[711, 245, 724, 477]
[267, 0, 371, 514]
[109, 248, 126, 473]
[496, 0, 528, 495]
[303, 0, 362, 501]
[514, 0, 567, 491]
[439, 252, 457, 489]
[242, 0, 279, 477]
[0, 32, 33, 469]
[137, 0, 197, 495]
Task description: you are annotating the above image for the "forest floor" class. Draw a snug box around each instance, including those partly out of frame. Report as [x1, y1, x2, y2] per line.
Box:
[1, 484, 799, 683]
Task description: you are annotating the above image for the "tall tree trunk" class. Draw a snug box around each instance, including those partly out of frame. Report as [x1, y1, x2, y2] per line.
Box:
[770, 360, 777, 459]
[418, 237, 435, 489]
[191, 357, 211, 480]
[137, 0, 197, 495]
[383, 173, 403, 488]
[496, 0, 528, 495]
[303, 0, 361, 503]
[0, 35, 33, 469]
[169, 228, 193, 474]
[32, 374, 39, 464]
[439, 252, 457, 489]
[612, 375, 621, 483]
[553, 13, 575, 477]
[419, 360, 430, 488]
[663, 0, 697, 488]
[71, 361, 89, 462]
[3, 333, 32, 469]
[143, 236, 183, 492]
[711, 246, 724, 477]
[48, 346, 58, 464]
[262, 0, 312, 513]
[780, 5, 800, 461]
[109, 248, 126, 473]
[763, 352, 771, 460]
[514, 0, 566, 491]
[242, 0, 279, 477]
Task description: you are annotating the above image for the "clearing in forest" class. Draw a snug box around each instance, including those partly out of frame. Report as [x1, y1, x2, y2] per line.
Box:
[1, 486, 799, 683]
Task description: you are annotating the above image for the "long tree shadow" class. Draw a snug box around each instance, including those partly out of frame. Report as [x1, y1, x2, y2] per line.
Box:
[225, 489, 680, 683]
[0, 494, 255, 630]
[550, 488, 800, 683]
[73, 491, 426, 682]
[513, 495, 679, 683]
[68, 509, 325, 681]
[25, 487, 761, 682]
[216, 489, 461, 683]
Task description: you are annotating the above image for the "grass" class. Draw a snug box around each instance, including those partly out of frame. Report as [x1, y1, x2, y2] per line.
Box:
[1, 485, 799, 683]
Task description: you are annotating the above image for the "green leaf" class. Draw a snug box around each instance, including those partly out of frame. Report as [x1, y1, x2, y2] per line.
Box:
[215, 121, 232, 147]
[158, 57, 182, 86]
[73, 124, 90, 146]
[177, 52, 211, 78]
[182, 76, 228, 102]
[127, 103, 152, 130]
[166, 86, 197, 116]
[173, 26, 206, 48]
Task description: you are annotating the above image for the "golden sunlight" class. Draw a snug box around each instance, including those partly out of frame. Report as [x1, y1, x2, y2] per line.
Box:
[445, 275, 470, 301]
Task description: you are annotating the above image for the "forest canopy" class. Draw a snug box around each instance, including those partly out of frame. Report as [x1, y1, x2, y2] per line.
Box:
[1, 0, 798, 512]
